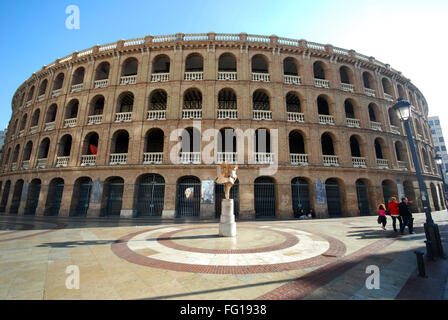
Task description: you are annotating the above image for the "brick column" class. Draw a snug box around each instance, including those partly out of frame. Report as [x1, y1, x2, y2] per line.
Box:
[238, 181, 254, 220]
[87, 178, 102, 217]
[58, 183, 74, 217]
[162, 180, 176, 218]
[17, 181, 29, 216]
[120, 182, 136, 218]
[277, 182, 293, 219]
[35, 183, 49, 216]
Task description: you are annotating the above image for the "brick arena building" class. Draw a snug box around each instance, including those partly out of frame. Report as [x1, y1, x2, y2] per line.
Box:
[0, 32, 445, 219]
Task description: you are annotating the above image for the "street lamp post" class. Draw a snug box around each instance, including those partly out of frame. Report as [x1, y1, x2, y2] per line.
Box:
[392, 99, 445, 259]
[434, 154, 448, 211]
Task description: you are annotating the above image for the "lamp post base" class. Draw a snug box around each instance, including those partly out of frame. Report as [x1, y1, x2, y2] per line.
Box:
[424, 222, 446, 259]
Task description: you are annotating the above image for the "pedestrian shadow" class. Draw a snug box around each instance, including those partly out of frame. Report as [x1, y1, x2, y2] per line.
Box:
[346, 226, 426, 240]
[36, 240, 121, 248]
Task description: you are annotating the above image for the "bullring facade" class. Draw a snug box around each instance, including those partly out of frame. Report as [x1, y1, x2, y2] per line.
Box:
[0, 32, 445, 219]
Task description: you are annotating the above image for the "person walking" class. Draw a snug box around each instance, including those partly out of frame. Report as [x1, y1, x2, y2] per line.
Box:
[377, 204, 387, 230]
[387, 197, 402, 232]
[398, 197, 414, 234]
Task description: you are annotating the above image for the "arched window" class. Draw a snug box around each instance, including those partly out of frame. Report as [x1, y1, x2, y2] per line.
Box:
[254, 176, 276, 217]
[89, 95, 105, 116]
[382, 78, 393, 95]
[253, 90, 270, 110]
[71, 67, 85, 87]
[283, 57, 299, 76]
[218, 89, 237, 110]
[251, 55, 268, 73]
[31, 109, 40, 127]
[117, 92, 134, 113]
[344, 99, 356, 119]
[183, 88, 202, 110]
[58, 135, 72, 157]
[218, 53, 237, 72]
[185, 53, 203, 72]
[339, 66, 352, 84]
[65, 99, 79, 119]
[317, 96, 330, 115]
[22, 141, 33, 161]
[350, 136, 362, 157]
[313, 61, 326, 79]
[321, 133, 335, 155]
[38, 79, 48, 97]
[286, 92, 301, 113]
[289, 130, 305, 154]
[121, 57, 138, 76]
[45, 104, 57, 123]
[148, 90, 167, 111]
[38, 138, 50, 159]
[53, 73, 64, 91]
[152, 55, 170, 74]
[111, 130, 129, 154]
[27, 86, 35, 102]
[95, 62, 110, 81]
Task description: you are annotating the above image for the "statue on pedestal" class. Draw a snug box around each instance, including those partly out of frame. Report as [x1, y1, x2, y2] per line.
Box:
[216, 163, 238, 199]
[216, 162, 238, 237]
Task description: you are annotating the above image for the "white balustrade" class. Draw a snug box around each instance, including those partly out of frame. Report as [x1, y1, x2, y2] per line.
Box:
[424, 165, 430, 172]
[346, 118, 360, 128]
[36, 158, 47, 169]
[314, 79, 329, 88]
[217, 109, 237, 120]
[287, 112, 304, 122]
[217, 152, 238, 164]
[110, 153, 127, 165]
[21, 160, 30, 170]
[115, 112, 132, 122]
[283, 75, 301, 85]
[151, 73, 170, 82]
[26, 101, 32, 107]
[398, 161, 408, 170]
[52, 89, 61, 98]
[87, 115, 103, 125]
[143, 152, 163, 164]
[37, 95, 45, 102]
[352, 157, 367, 168]
[81, 155, 96, 166]
[318, 114, 334, 125]
[377, 159, 389, 169]
[180, 152, 201, 164]
[18, 130, 24, 137]
[44, 122, 55, 131]
[94, 79, 109, 88]
[290, 154, 308, 166]
[390, 125, 401, 135]
[56, 156, 70, 167]
[71, 84, 83, 92]
[11, 163, 16, 171]
[120, 75, 137, 85]
[182, 109, 202, 119]
[64, 118, 77, 128]
[147, 110, 166, 120]
[251, 73, 270, 82]
[370, 121, 382, 131]
[365, 88, 376, 97]
[384, 93, 393, 101]
[184, 72, 203, 81]
[323, 155, 339, 166]
[218, 72, 237, 81]
[253, 110, 272, 120]
[341, 83, 354, 92]
[255, 153, 274, 164]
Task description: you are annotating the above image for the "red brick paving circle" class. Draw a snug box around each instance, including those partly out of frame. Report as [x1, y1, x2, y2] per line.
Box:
[111, 225, 347, 274]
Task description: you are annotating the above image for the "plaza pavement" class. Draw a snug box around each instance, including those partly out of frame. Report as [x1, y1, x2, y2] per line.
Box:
[0, 211, 447, 300]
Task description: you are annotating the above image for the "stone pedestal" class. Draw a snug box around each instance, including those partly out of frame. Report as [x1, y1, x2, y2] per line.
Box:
[219, 199, 236, 237]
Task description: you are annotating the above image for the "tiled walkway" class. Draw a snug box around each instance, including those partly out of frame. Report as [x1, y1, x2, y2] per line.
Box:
[0, 211, 447, 300]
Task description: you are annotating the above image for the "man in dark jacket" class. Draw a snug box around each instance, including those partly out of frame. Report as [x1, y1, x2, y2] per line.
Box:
[398, 197, 414, 234]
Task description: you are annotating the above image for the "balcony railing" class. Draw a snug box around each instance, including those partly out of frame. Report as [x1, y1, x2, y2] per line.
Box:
[29, 126, 38, 134]
[217, 152, 238, 164]
[143, 152, 163, 164]
[252, 73, 270, 82]
[424, 165, 430, 173]
[36, 158, 47, 169]
[71, 84, 83, 93]
[94, 79, 109, 88]
[346, 118, 360, 128]
[180, 152, 201, 164]
[182, 109, 202, 119]
[44, 122, 55, 131]
[56, 156, 70, 167]
[184, 72, 203, 81]
[287, 112, 304, 122]
[110, 153, 127, 165]
[64, 118, 77, 128]
[120, 75, 137, 85]
[253, 110, 272, 120]
[18, 130, 24, 137]
[217, 109, 237, 120]
[341, 83, 354, 92]
[377, 159, 389, 169]
[290, 153, 308, 166]
[87, 115, 103, 125]
[390, 125, 401, 135]
[151, 73, 170, 82]
[370, 121, 382, 131]
[318, 114, 334, 125]
[218, 71, 237, 81]
[398, 161, 408, 170]
[255, 152, 274, 164]
[25, 101, 32, 108]
[283, 75, 301, 85]
[21, 160, 30, 170]
[52, 89, 62, 98]
[147, 110, 166, 120]
[115, 112, 132, 122]
[323, 155, 339, 166]
[352, 157, 367, 168]
[81, 155, 96, 166]
[11, 163, 17, 171]
[384, 93, 394, 101]
[314, 79, 329, 88]
[37, 95, 45, 102]
[365, 88, 376, 97]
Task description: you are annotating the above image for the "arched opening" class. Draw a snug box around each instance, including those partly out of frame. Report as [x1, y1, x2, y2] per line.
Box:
[22, 141, 33, 162]
[397, 84, 406, 99]
[65, 99, 79, 119]
[363, 72, 374, 89]
[95, 62, 110, 81]
[395, 141, 406, 162]
[149, 90, 167, 110]
[89, 95, 105, 116]
[183, 88, 202, 110]
[24, 179, 41, 216]
[71, 67, 85, 86]
[180, 127, 201, 163]
[31, 109, 40, 127]
[325, 178, 342, 217]
[321, 133, 335, 155]
[374, 138, 385, 159]
[356, 179, 371, 216]
[12, 144, 20, 164]
[218, 88, 237, 110]
[20, 114, 27, 131]
[175, 176, 201, 217]
[111, 130, 129, 154]
[289, 130, 305, 154]
[382, 180, 398, 205]
[317, 96, 330, 115]
[253, 89, 270, 111]
[368, 103, 379, 122]
[350, 136, 362, 157]
[70, 177, 92, 217]
[283, 57, 298, 76]
[251, 54, 268, 73]
[388, 108, 400, 127]
[38, 79, 48, 97]
[144, 129, 164, 164]
[254, 176, 276, 218]
[27, 86, 35, 102]
[430, 183, 440, 211]
[58, 135, 72, 157]
[101, 177, 124, 217]
[339, 66, 353, 84]
[215, 180, 239, 218]
[313, 61, 326, 79]
[344, 99, 356, 119]
[82, 132, 99, 156]
[121, 57, 138, 76]
[10, 180, 24, 214]
[403, 181, 418, 212]
[218, 128, 237, 158]
[135, 174, 165, 217]
[218, 53, 237, 72]
[116, 92, 134, 113]
[255, 128, 271, 156]
[286, 92, 301, 113]
[45, 104, 57, 123]
[152, 55, 170, 74]
[38, 138, 50, 159]
[0, 180, 11, 212]
[53, 73, 64, 91]
[291, 177, 311, 217]
[185, 53, 204, 72]
[382, 78, 393, 95]
[44, 178, 64, 216]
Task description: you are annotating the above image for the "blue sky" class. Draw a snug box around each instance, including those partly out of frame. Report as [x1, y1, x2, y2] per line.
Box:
[1, 0, 448, 134]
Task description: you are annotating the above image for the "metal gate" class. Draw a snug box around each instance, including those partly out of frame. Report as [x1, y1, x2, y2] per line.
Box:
[254, 178, 276, 218]
[24, 181, 41, 215]
[382, 183, 392, 206]
[176, 178, 201, 218]
[215, 181, 239, 218]
[45, 182, 64, 216]
[0, 182, 11, 212]
[291, 178, 310, 217]
[74, 181, 91, 216]
[136, 175, 165, 217]
[326, 181, 342, 217]
[356, 181, 370, 216]
[10, 181, 24, 214]
[104, 182, 124, 217]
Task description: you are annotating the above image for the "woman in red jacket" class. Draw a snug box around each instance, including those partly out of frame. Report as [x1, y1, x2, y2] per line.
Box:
[387, 197, 402, 232]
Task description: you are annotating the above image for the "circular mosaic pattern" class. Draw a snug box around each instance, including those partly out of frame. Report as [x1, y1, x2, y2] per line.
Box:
[111, 224, 347, 274]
